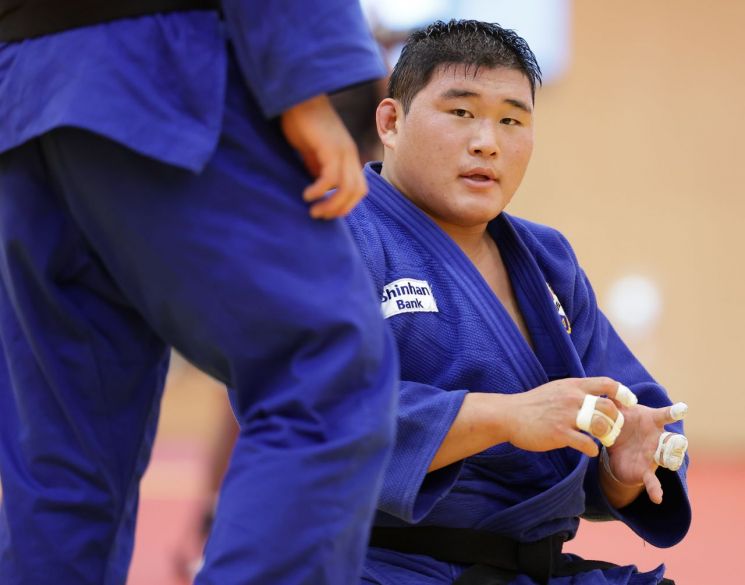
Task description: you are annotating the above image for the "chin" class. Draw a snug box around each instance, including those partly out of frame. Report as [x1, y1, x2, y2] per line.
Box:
[456, 203, 503, 224]
[446, 212, 498, 228]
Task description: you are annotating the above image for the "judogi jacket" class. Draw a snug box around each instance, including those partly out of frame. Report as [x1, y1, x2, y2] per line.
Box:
[346, 163, 691, 584]
[0, 0, 386, 167]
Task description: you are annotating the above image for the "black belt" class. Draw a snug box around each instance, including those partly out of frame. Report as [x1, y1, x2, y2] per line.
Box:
[369, 526, 675, 585]
[0, 0, 221, 42]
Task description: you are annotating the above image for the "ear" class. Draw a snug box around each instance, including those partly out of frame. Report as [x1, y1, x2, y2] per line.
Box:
[376, 98, 403, 149]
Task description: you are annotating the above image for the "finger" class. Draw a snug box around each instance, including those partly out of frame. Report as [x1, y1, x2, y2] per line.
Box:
[301, 149, 322, 179]
[312, 160, 351, 218]
[337, 198, 361, 218]
[593, 397, 619, 421]
[596, 410, 623, 447]
[589, 412, 612, 438]
[343, 162, 369, 214]
[579, 376, 621, 397]
[670, 402, 688, 421]
[566, 431, 600, 458]
[575, 394, 599, 433]
[579, 378, 637, 410]
[304, 156, 340, 206]
[575, 395, 623, 447]
[654, 432, 688, 471]
[315, 154, 364, 219]
[642, 468, 663, 504]
[588, 397, 615, 434]
[336, 174, 369, 218]
[614, 383, 638, 407]
[653, 402, 688, 425]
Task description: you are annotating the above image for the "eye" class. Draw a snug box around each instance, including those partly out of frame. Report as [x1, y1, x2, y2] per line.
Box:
[501, 117, 521, 126]
[452, 109, 473, 118]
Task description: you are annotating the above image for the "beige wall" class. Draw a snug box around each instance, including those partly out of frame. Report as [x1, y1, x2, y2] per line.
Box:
[510, 0, 745, 449]
[161, 1, 745, 451]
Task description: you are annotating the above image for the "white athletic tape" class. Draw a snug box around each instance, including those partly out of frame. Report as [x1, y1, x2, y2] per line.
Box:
[654, 432, 671, 468]
[576, 395, 624, 447]
[615, 383, 638, 407]
[597, 410, 624, 447]
[576, 394, 599, 432]
[670, 402, 688, 421]
[654, 432, 688, 471]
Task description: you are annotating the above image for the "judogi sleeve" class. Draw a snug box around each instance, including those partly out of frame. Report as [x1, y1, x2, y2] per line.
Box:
[378, 381, 467, 523]
[221, 0, 386, 117]
[549, 231, 691, 547]
[346, 201, 467, 523]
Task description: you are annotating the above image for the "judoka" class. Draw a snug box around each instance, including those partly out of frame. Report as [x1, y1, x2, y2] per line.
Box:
[0, 1, 398, 584]
[345, 20, 691, 585]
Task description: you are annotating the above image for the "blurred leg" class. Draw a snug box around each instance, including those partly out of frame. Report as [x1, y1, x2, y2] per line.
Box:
[34, 55, 397, 585]
[0, 141, 169, 585]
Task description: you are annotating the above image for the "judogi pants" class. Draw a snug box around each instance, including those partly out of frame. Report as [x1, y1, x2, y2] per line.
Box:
[0, 61, 397, 585]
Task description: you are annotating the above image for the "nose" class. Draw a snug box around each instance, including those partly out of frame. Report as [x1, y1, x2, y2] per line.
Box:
[468, 121, 500, 158]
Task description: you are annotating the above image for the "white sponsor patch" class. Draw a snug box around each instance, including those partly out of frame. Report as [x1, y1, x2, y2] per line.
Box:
[380, 278, 439, 319]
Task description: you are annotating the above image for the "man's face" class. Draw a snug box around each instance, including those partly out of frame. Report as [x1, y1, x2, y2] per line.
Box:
[378, 64, 534, 232]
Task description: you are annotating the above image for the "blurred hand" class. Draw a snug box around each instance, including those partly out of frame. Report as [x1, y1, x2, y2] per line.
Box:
[280, 94, 367, 219]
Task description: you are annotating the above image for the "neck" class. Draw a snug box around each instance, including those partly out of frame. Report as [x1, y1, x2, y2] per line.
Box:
[433, 219, 493, 263]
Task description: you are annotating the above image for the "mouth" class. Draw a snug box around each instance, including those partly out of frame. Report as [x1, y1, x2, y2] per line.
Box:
[461, 173, 493, 182]
[459, 168, 498, 186]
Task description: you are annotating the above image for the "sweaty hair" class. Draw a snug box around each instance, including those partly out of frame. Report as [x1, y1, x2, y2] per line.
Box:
[388, 19, 542, 113]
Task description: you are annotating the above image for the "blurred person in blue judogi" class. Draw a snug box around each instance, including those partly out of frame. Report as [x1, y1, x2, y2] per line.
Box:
[0, 1, 399, 584]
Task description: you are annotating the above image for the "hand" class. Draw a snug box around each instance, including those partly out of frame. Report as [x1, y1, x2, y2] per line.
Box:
[280, 94, 367, 219]
[429, 377, 632, 473]
[601, 403, 687, 507]
[505, 377, 627, 458]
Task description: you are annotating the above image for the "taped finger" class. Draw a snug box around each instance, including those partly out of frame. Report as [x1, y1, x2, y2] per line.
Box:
[597, 410, 624, 447]
[615, 383, 638, 407]
[576, 394, 599, 432]
[576, 395, 624, 447]
[670, 402, 688, 421]
[654, 432, 688, 471]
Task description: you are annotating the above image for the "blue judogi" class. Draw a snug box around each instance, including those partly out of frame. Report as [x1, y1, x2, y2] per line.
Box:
[345, 163, 691, 585]
[0, 4, 398, 585]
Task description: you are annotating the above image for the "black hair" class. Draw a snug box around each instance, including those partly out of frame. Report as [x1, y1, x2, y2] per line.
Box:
[388, 19, 542, 112]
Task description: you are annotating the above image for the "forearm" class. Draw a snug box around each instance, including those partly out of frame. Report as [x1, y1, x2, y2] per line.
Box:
[429, 377, 622, 472]
[428, 392, 512, 472]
